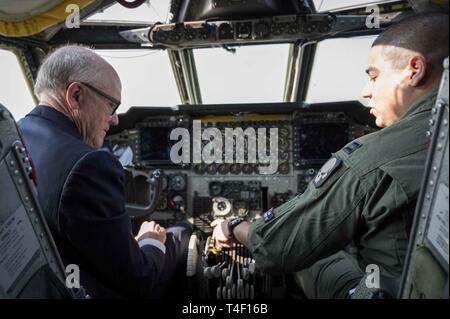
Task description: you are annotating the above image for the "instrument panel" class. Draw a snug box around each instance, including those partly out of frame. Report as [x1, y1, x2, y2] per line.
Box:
[105, 105, 377, 233]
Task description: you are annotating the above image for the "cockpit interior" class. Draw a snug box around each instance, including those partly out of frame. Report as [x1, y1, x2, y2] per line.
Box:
[0, 0, 448, 300]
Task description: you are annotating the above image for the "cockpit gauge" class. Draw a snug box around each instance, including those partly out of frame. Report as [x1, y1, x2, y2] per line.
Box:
[280, 151, 290, 162]
[279, 127, 290, 138]
[278, 163, 290, 175]
[242, 164, 254, 175]
[218, 164, 230, 175]
[209, 182, 223, 197]
[170, 195, 186, 212]
[279, 138, 289, 151]
[212, 197, 232, 218]
[170, 174, 186, 191]
[206, 164, 218, 175]
[230, 163, 242, 175]
[233, 200, 249, 217]
[194, 163, 207, 175]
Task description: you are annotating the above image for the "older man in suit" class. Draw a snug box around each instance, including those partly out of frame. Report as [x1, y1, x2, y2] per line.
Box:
[18, 45, 190, 298]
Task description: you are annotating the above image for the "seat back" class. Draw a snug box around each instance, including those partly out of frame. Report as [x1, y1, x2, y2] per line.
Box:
[398, 58, 449, 299]
[0, 104, 75, 299]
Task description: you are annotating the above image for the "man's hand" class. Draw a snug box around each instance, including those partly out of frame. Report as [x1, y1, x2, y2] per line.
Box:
[135, 221, 166, 244]
[211, 219, 232, 248]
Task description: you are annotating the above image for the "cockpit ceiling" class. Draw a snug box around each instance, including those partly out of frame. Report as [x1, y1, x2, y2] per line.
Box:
[172, 0, 311, 22]
[0, 0, 67, 22]
[0, 0, 111, 37]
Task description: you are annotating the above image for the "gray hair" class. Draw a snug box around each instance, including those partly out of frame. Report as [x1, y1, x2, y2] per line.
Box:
[34, 45, 108, 98]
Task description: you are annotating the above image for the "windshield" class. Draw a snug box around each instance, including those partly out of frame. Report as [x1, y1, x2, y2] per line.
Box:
[195, 44, 290, 104]
[313, 0, 399, 12]
[305, 36, 376, 105]
[96, 49, 180, 112]
[0, 49, 35, 120]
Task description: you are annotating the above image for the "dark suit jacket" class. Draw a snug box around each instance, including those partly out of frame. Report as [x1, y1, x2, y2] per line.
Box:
[18, 105, 165, 298]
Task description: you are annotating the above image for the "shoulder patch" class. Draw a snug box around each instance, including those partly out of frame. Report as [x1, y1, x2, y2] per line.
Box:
[263, 208, 275, 222]
[343, 141, 363, 155]
[313, 156, 343, 188]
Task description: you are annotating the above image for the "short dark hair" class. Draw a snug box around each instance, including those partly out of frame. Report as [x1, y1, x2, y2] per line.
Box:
[373, 12, 449, 76]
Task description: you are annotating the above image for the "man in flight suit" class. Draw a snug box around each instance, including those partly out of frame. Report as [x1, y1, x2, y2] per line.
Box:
[211, 13, 449, 298]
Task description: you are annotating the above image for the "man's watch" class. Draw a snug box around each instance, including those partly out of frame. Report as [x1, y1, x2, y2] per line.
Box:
[227, 217, 246, 240]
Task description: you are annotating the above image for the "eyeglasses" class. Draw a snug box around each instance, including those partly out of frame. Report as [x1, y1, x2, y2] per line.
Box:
[80, 81, 121, 115]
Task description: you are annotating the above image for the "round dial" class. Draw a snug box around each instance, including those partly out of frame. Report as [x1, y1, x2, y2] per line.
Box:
[278, 163, 290, 175]
[194, 164, 207, 175]
[242, 164, 254, 175]
[233, 200, 249, 217]
[170, 195, 185, 211]
[280, 151, 290, 162]
[218, 164, 230, 175]
[206, 164, 218, 175]
[279, 127, 290, 138]
[209, 182, 223, 197]
[212, 197, 232, 218]
[170, 175, 186, 191]
[278, 138, 289, 151]
[230, 164, 242, 175]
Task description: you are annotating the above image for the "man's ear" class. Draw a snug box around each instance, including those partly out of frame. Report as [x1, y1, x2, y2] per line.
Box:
[407, 55, 427, 87]
[66, 82, 83, 112]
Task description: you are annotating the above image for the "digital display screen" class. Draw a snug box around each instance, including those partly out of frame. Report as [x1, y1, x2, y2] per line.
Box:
[298, 123, 349, 160]
[140, 127, 176, 162]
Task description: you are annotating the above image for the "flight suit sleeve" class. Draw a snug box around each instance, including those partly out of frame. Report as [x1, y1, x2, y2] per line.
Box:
[59, 150, 165, 298]
[247, 157, 371, 275]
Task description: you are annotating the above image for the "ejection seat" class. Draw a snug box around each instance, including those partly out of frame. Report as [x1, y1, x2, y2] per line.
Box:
[398, 58, 449, 299]
[0, 103, 81, 298]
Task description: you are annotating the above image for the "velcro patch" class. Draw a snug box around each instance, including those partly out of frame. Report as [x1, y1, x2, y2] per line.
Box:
[343, 141, 363, 155]
[313, 156, 343, 188]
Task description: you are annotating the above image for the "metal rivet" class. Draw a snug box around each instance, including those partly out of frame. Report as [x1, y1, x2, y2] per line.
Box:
[25, 196, 29, 202]
[18, 179, 23, 184]
[441, 132, 446, 139]
[418, 231, 422, 235]
[426, 131, 432, 137]
[444, 120, 448, 126]
[433, 166, 438, 172]
[437, 144, 443, 150]
[10, 161, 14, 166]
[34, 218, 39, 223]
[30, 208, 34, 212]
[430, 180, 434, 186]
[23, 157, 29, 163]
[14, 170, 19, 175]
[40, 233, 44, 238]
[429, 119, 435, 126]
[426, 194, 431, 200]
[422, 214, 426, 219]
[432, 108, 437, 114]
